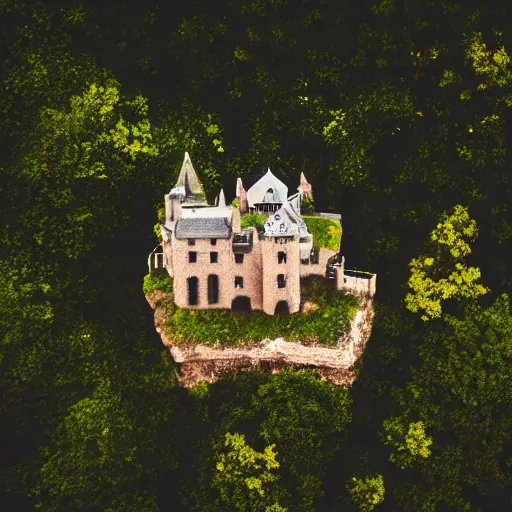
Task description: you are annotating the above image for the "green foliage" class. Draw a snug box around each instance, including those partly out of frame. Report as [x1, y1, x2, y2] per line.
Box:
[143, 268, 173, 294]
[183, 371, 352, 511]
[381, 419, 433, 469]
[212, 432, 286, 511]
[162, 277, 358, 346]
[300, 193, 316, 215]
[302, 216, 342, 251]
[241, 213, 267, 230]
[405, 205, 489, 320]
[347, 473, 385, 512]
[385, 294, 512, 510]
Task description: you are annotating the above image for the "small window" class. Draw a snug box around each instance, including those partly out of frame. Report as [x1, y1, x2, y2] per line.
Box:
[189, 251, 197, 263]
[188, 239, 195, 246]
[277, 274, 286, 288]
[235, 276, 244, 289]
[211, 239, 217, 246]
[235, 253, 244, 264]
[210, 252, 218, 263]
[278, 251, 287, 264]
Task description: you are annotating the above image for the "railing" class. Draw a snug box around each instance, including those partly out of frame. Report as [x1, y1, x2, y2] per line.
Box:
[233, 231, 254, 253]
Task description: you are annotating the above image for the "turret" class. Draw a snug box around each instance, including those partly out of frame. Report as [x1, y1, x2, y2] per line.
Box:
[236, 177, 249, 215]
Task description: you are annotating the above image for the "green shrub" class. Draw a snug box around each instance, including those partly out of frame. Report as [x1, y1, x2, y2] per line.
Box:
[303, 216, 342, 251]
[143, 268, 173, 294]
[241, 213, 267, 230]
[301, 193, 317, 215]
[162, 276, 358, 347]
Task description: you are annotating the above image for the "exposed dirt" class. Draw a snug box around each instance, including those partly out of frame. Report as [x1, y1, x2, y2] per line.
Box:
[145, 289, 375, 388]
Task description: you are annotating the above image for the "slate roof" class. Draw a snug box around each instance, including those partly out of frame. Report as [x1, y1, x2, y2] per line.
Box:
[246, 168, 288, 207]
[175, 217, 232, 239]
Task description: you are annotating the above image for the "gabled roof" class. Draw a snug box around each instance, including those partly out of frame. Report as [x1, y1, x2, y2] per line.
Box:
[174, 152, 208, 204]
[246, 168, 288, 207]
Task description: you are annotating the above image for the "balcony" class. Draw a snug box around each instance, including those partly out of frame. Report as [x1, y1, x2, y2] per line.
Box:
[232, 230, 253, 253]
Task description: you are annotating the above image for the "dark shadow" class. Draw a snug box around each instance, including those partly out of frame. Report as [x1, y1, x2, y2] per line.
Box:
[274, 300, 289, 315]
[187, 276, 198, 305]
[207, 274, 219, 304]
[231, 296, 252, 311]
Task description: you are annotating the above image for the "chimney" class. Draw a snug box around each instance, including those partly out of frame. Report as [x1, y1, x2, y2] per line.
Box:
[165, 194, 172, 223]
[231, 206, 241, 234]
[172, 196, 182, 222]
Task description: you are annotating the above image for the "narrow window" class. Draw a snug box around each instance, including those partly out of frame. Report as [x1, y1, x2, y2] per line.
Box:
[208, 274, 219, 304]
[210, 252, 218, 263]
[187, 276, 198, 305]
[188, 239, 195, 246]
[235, 276, 244, 289]
[277, 251, 287, 264]
[235, 253, 244, 264]
[277, 274, 286, 288]
[211, 239, 217, 246]
[189, 251, 197, 263]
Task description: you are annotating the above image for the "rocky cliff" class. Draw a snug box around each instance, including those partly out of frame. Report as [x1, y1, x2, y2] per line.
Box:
[145, 290, 375, 388]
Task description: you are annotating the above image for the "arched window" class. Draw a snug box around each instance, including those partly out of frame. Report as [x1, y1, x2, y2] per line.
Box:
[187, 276, 199, 305]
[208, 275, 219, 304]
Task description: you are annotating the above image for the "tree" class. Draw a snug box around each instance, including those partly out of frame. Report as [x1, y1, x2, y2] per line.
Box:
[181, 370, 352, 512]
[346, 473, 385, 512]
[382, 294, 512, 510]
[212, 432, 287, 512]
[404, 205, 489, 320]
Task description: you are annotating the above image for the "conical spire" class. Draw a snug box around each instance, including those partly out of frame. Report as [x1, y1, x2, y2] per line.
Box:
[174, 152, 205, 198]
[218, 188, 226, 207]
[236, 177, 248, 215]
[297, 171, 312, 196]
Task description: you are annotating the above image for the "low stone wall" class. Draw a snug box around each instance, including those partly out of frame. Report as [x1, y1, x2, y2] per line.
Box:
[145, 289, 375, 388]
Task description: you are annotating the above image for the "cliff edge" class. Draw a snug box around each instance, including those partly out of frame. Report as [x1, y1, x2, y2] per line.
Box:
[145, 290, 375, 388]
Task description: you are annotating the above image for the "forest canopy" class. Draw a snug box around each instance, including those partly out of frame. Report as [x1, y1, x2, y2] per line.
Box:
[1, 0, 512, 511]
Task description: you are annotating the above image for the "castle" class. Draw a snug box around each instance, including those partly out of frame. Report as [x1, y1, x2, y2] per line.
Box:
[148, 152, 376, 316]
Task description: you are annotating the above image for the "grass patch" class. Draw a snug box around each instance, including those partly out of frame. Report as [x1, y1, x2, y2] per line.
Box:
[302, 216, 342, 251]
[143, 268, 173, 294]
[161, 275, 359, 347]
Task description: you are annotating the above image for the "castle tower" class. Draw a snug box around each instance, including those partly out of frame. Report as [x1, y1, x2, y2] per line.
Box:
[261, 201, 302, 315]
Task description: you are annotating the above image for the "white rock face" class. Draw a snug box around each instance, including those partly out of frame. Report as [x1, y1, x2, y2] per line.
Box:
[145, 290, 375, 388]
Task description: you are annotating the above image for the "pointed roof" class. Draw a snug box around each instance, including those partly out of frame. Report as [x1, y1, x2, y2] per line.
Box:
[236, 177, 245, 198]
[246, 168, 288, 208]
[263, 199, 309, 237]
[218, 189, 226, 207]
[297, 171, 312, 196]
[174, 152, 207, 202]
